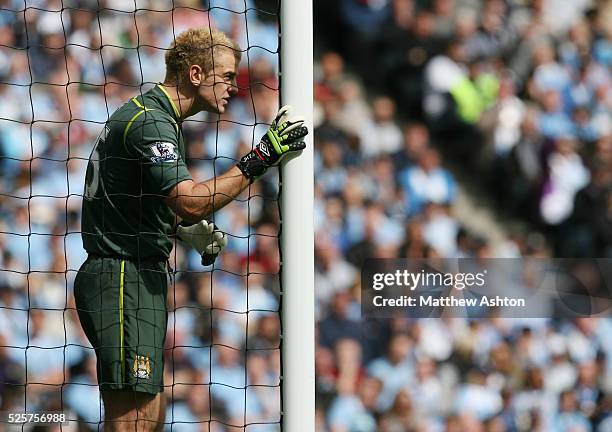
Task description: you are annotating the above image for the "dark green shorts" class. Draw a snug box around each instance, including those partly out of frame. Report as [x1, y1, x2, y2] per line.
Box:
[74, 256, 168, 394]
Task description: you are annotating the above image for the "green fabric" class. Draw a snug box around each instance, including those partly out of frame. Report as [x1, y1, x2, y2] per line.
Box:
[475, 73, 500, 109]
[450, 74, 500, 124]
[450, 77, 484, 124]
[74, 256, 168, 394]
[81, 85, 192, 259]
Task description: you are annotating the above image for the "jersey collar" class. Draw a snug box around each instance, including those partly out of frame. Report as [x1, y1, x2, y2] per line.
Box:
[154, 84, 181, 121]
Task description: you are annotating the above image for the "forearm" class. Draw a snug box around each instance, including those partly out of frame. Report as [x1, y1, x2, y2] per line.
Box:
[165, 165, 251, 222]
[166, 105, 308, 222]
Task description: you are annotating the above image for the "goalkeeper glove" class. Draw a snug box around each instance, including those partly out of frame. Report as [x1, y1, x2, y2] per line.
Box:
[176, 220, 228, 266]
[237, 105, 309, 182]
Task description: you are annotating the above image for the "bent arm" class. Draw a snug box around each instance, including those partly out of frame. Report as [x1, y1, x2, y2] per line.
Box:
[164, 165, 251, 222]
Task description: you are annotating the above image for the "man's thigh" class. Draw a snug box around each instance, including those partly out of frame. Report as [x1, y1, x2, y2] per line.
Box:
[74, 257, 168, 395]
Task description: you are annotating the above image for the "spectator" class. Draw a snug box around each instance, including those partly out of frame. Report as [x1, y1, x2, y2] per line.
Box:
[327, 375, 380, 432]
[564, 160, 612, 257]
[422, 202, 459, 256]
[537, 90, 575, 139]
[63, 354, 103, 427]
[367, 332, 414, 412]
[0, 333, 24, 411]
[357, 96, 403, 159]
[409, 356, 444, 418]
[391, 122, 430, 172]
[377, 389, 416, 431]
[453, 368, 503, 421]
[315, 234, 358, 311]
[318, 291, 362, 351]
[397, 148, 456, 215]
[555, 390, 593, 432]
[539, 136, 590, 226]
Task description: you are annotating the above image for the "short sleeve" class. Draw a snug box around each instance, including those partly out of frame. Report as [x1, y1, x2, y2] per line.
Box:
[125, 113, 192, 194]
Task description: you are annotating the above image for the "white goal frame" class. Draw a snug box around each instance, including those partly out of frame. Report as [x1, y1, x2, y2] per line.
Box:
[280, 1, 315, 430]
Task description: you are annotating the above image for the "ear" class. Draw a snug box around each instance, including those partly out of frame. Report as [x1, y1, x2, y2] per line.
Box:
[189, 65, 202, 86]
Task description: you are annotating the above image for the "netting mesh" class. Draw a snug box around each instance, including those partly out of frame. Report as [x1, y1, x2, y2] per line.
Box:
[0, 1, 283, 430]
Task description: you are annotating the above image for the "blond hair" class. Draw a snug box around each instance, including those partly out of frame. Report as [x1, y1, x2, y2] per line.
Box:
[164, 27, 241, 84]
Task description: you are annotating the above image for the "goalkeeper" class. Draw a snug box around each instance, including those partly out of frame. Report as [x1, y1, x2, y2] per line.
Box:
[74, 27, 308, 432]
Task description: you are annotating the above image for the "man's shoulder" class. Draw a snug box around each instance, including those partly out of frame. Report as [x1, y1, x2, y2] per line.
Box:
[126, 107, 178, 135]
[106, 97, 142, 125]
[108, 98, 179, 148]
[108, 97, 177, 128]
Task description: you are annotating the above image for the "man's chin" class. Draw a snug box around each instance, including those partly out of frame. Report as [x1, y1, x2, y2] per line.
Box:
[211, 104, 225, 115]
[218, 100, 231, 113]
[200, 100, 223, 115]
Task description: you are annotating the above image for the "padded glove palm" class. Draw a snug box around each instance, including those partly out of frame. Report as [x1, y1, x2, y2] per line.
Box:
[176, 220, 228, 266]
[237, 105, 309, 181]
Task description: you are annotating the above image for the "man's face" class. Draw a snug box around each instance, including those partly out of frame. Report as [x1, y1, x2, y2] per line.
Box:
[197, 49, 238, 114]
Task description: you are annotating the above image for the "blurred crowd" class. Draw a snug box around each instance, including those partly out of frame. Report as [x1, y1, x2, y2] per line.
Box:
[0, 0, 284, 430]
[316, 0, 612, 257]
[312, 0, 612, 431]
[0, 0, 611, 431]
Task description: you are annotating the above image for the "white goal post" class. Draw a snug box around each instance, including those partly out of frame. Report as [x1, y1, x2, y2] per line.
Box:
[280, 0, 315, 430]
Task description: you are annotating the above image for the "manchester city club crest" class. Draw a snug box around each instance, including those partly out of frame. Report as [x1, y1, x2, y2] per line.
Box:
[133, 355, 152, 379]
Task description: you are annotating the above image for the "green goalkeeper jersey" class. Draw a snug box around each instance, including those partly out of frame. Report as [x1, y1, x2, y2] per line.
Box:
[81, 84, 192, 260]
